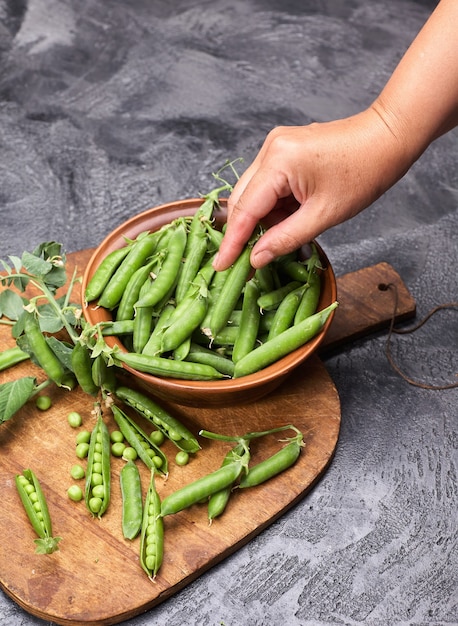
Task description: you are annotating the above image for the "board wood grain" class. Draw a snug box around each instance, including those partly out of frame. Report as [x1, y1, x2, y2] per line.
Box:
[0, 251, 415, 625]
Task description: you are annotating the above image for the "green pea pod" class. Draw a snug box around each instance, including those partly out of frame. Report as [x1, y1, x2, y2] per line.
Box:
[185, 343, 235, 378]
[100, 320, 135, 336]
[140, 470, 164, 579]
[135, 220, 188, 309]
[84, 246, 131, 303]
[232, 278, 261, 363]
[111, 404, 168, 474]
[71, 341, 99, 396]
[120, 460, 143, 540]
[239, 434, 304, 489]
[294, 270, 321, 324]
[0, 346, 29, 371]
[160, 272, 210, 354]
[233, 301, 338, 378]
[257, 281, 303, 312]
[116, 258, 158, 322]
[15, 469, 61, 554]
[115, 386, 201, 453]
[208, 442, 247, 521]
[161, 458, 246, 517]
[208, 245, 253, 338]
[91, 353, 117, 393]
[267, 284, 307, 340]
[22, 311, 65, 386]
[142, 303, 175, 357]
[98, 232, 159, 310]
[114, 350, 225, 381]
[85, 414, 111, 517]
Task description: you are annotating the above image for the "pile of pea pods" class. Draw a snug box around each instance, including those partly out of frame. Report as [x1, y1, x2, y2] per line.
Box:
[85, 191, 338, 381]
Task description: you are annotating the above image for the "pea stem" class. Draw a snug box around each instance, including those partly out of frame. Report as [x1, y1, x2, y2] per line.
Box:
[199, 424, 301, 442]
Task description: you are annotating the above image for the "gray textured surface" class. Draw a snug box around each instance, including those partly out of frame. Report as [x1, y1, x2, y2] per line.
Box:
[1, 0, 457, 624]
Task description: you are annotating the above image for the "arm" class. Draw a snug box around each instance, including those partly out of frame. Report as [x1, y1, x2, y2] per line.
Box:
[213, 0, 458, 270]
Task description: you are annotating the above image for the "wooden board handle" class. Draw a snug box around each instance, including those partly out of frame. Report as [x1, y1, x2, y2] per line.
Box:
[319, 261, 416, 354]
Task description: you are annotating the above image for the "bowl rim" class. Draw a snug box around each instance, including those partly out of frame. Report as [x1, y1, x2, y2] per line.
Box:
[82, 198, 337, 394]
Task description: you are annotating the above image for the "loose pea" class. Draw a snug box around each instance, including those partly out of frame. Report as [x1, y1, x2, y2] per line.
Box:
[76, 442, 90, 459]
[67, 411, 82, 428]
[67, 485, 83, 502]
[111, 442, 126, 457]
[110, 430, 124, 444]
[175, 451, 190, 466]
[70, 464, 85, 480]
[36, 395, 52, 411]
[122, 447, 138, 461]
[76, 430, 91, 445]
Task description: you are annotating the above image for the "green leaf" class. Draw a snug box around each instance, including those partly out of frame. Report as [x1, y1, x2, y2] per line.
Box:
[22, 251, 53, 279]
[34, 536, 62, 554]
[46, 336, 74, 371]
[36, 303, 65, 334]
[0, 290, 27, 321]
[0, 377, 36, 424]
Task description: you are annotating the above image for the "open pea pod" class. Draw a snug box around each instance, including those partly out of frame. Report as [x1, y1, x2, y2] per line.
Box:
[111, 404, 168, 475]
[84, 414, 111, 518]
[115, 386, 201, 454]
[15, 468, 61, 554]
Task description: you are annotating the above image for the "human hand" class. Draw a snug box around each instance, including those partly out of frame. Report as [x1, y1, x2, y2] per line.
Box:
[213, 109, 410, 270]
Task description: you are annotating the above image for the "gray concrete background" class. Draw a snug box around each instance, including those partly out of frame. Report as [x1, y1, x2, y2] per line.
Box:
[1, 0, 457, 624]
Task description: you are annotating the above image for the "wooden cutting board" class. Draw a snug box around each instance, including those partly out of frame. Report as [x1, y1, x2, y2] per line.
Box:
[0, 251, 415, 625]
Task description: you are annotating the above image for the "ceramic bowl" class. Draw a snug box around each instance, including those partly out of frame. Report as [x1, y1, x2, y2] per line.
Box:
[81, 198, 337, 407]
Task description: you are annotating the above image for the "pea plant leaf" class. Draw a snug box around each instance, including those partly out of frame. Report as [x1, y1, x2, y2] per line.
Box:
[0, 290, 26, 321]
[0, 377, 36, 424]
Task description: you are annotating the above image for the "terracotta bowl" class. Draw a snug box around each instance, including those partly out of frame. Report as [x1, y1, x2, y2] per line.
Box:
[81, 198, 337, 407]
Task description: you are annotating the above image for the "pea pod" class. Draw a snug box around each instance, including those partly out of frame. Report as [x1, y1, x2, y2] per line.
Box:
[294, 270, 321, 324]
[239, 432, 304, 488]
[116, 258, 157, 322]
[208, 442, 248, 522]
[208, 244, 253, 338]
[160, 271, 210, 354]
[115, 386, 201, 453]
[71, 341, 99, 396]
[0, 346, 29, 371]
[85, 414, 111, 517]
[133, 277, 155, 353]
[120, 460, 143, 540]
[84, 245, 131, 303]
[267, 284, 307, 340]
[140, 470, 164, 580]
[111, 404, 168, 474]
[232, 278, 261, 363]
[135, 220, 188, 309]
[114, 350, 225, 381]
[142, 303, 175, 357]
[257, 281, 302, 312]
[100, 320, 135, 336]
[98, 232, 159, 310]
[161, 456, 247, 517]
[22, 311, 65, 386]
[91, 353, 117, 393]
[233, 301, 338, 378]
[15, 468, 61, 554]
[185, 342, 235, 378]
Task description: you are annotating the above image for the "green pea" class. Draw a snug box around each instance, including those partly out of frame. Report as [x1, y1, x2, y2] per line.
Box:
[67, 485, 83, 502]
[70, 464, 85, 480]
[67, 411, 82, 428]
[111, 442, 126, 457]
[122, 447, 138, 461]
[36, 395, 52, 411]
[91, 484, 105, 499]
[175, 451, 190, 466]
[75, 442, 90, 459]
[150, 430, 165, 446]
[88, 497, 103, 514]
[110, 430, 124, 443]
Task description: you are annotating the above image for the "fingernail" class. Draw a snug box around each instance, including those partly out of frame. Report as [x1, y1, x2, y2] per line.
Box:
[252, 249, 274, 267]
